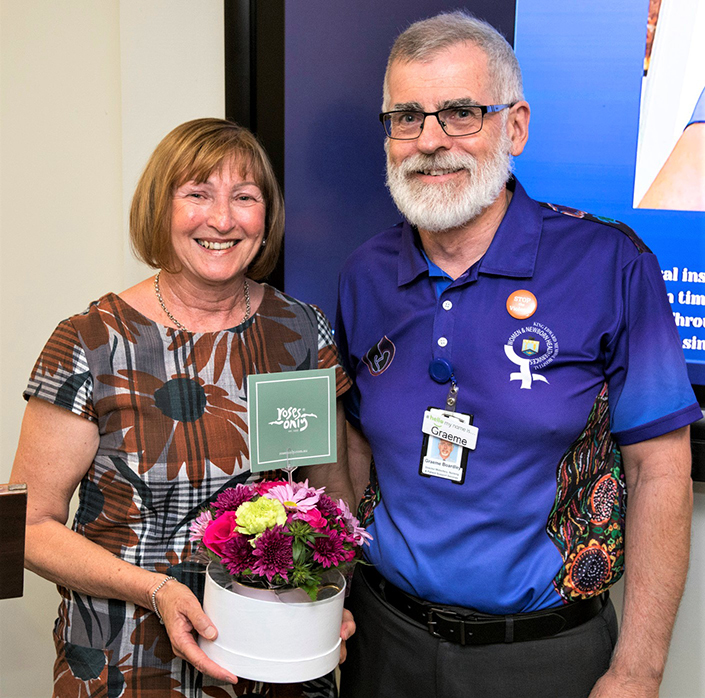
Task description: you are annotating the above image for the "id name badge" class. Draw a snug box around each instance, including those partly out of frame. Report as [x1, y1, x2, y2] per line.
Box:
[418, 408, 477, 485]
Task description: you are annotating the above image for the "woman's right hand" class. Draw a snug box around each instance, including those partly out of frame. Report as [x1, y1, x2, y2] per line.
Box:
[153, 577, 240, 684]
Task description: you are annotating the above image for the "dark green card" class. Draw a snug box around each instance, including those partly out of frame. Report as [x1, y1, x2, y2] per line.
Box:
[247, 368, 336, 472]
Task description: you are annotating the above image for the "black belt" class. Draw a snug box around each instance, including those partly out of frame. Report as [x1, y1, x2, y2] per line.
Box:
[362, 565, 607, 646]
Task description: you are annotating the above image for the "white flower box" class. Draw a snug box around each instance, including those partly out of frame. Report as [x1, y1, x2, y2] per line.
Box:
[199, 562, 345, 683]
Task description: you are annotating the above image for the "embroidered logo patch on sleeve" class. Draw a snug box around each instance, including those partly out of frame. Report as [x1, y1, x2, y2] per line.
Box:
[362, 335, 396, 376]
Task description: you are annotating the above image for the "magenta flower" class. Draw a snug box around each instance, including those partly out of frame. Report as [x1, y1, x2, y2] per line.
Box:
[220, 533, 257, 575]
[254, 480, 281, 495]
[311, 529, 350, 568]
[189, 510, 213, 543]
[251, 525, 294, 581]
[316, 493, 342, 518]
[202, 510, 239, 557]
[264, 481, 321, 512]
[298, 508, 328, 530]
[214, 484, 256, 514]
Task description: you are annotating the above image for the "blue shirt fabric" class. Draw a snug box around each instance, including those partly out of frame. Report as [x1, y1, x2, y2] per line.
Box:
[336, 178, 700, 615]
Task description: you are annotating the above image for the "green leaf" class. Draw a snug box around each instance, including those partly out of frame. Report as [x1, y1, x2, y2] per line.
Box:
[293, 539, 306, 563]
[301, 583, 318, 601]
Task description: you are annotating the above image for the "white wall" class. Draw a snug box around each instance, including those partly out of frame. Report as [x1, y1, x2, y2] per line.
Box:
[0, 1, 223, 695]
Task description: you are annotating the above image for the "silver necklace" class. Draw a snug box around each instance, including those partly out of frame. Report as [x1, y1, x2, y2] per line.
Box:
[154, 271, 250, 332]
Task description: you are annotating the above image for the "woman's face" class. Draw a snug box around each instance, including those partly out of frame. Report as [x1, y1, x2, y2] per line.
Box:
[169, 157, 266, 288]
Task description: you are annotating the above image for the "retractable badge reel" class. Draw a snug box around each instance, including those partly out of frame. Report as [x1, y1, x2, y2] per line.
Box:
[418, 360, 478, 484]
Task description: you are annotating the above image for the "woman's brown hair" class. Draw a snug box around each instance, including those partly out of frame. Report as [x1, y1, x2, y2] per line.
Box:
[130, 118, 284, 280]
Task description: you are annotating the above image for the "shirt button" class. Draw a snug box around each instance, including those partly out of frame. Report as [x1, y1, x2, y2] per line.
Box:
[437, 337, 448, 347]
[442, 300, 453, 311]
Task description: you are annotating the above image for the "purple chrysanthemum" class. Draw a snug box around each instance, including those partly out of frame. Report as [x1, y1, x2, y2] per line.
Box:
[251, 525, 294, 581]
[316, 494, 341, 519]
[311, 529, 350, 568]
[219, 532, 257, 575]
[214, 484, 256, 514]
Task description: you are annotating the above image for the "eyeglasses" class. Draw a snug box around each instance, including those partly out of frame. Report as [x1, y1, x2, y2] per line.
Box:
[379, 104, 514, 140]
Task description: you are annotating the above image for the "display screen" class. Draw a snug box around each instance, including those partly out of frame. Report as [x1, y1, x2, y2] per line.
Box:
[514, 0, 705, 385]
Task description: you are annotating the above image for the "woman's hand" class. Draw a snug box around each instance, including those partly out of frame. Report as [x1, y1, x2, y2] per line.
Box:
[154, 578, 239, 684]
[339, 608, 356, 664]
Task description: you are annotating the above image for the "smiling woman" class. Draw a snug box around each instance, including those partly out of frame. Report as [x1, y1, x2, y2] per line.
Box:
[10, 118, 355, 698]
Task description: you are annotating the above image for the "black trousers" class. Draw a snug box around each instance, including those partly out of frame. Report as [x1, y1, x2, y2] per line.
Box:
[339, 567, 618, 698]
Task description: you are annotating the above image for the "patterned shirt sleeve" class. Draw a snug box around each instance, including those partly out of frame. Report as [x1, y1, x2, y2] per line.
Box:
[312, 305, 352, 398]
[23, 318, 98, 422]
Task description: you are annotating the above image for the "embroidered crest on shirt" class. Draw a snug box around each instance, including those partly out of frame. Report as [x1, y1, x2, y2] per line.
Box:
[362, 335, 396, 376]
[505, 323, 558, 389]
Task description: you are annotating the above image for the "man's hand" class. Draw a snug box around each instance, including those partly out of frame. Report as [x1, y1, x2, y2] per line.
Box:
[588, 669, 660, 698]
[339, 608, 356, 663]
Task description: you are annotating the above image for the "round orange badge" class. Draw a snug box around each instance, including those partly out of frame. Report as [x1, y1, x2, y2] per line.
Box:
[506, 290, 537, 319]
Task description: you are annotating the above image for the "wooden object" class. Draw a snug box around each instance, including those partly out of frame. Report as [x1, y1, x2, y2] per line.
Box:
[0, 484, 27, 599]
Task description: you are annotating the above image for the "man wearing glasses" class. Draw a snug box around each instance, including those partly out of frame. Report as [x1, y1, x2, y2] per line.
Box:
[336, 11, 700, 698]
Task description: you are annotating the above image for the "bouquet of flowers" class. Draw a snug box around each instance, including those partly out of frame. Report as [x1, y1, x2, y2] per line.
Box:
[190, 479, 371, 600]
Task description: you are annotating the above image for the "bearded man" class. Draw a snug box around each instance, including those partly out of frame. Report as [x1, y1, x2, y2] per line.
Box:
[335, 11, 700, 698]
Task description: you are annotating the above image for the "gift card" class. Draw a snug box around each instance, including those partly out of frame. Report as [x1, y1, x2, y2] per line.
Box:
[247, 368, 336, 472]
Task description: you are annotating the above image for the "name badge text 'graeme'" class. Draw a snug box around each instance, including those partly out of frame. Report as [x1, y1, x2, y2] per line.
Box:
[421, 411, 478, 450]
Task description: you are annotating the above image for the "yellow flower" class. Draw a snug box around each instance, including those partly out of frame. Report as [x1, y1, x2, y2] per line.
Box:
[235, 498, 287, 535]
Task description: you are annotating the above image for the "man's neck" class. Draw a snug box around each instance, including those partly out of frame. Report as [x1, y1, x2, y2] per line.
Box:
[418, 186, 512, 280]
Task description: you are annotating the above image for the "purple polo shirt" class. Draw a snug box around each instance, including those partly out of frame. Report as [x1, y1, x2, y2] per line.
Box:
[336, 178, 700, 614]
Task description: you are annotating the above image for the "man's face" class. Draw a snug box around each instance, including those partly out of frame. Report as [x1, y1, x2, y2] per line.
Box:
[384, 42, 515, 233]
[438, 440, 454, 460]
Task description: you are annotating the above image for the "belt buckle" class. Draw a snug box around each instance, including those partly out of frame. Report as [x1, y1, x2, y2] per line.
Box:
[426, 606, 471, 645]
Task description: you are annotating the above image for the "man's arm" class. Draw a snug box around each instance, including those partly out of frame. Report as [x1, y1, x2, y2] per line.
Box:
[589, 425, 693, 698]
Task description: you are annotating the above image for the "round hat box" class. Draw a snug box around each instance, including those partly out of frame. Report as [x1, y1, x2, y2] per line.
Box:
[199, 562, 345, 683]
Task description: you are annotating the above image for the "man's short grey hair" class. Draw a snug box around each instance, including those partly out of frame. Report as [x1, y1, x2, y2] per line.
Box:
[382, 11, 524, 109]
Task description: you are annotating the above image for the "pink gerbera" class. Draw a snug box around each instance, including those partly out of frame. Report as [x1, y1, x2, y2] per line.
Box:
[251, 525, 294, 581]
[264, 481, 321, 512]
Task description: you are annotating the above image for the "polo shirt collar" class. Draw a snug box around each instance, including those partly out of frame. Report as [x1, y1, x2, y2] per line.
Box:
[397, 178, 542, 287]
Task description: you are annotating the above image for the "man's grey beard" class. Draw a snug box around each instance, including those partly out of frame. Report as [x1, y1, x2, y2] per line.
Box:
[385, 134, 514, 233]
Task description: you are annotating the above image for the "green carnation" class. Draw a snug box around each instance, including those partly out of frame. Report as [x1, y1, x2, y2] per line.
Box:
[235, 498, 287, 535]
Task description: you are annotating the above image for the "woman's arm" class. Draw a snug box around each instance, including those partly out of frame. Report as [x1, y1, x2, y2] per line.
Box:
[11, 397, 238, 684]
[305, 400, 356, 507]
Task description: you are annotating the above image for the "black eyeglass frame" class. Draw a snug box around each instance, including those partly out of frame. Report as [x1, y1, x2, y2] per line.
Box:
[379, 103, 515, 140]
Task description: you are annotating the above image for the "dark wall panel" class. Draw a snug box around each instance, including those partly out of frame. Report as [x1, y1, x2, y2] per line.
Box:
[284, 0, 517, 320]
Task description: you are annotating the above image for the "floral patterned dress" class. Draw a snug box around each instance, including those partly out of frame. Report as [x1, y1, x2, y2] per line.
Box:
[24, 284, 350, 698]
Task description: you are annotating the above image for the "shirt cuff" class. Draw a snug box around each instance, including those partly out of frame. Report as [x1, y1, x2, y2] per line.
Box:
[614, 402, 702, 445]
